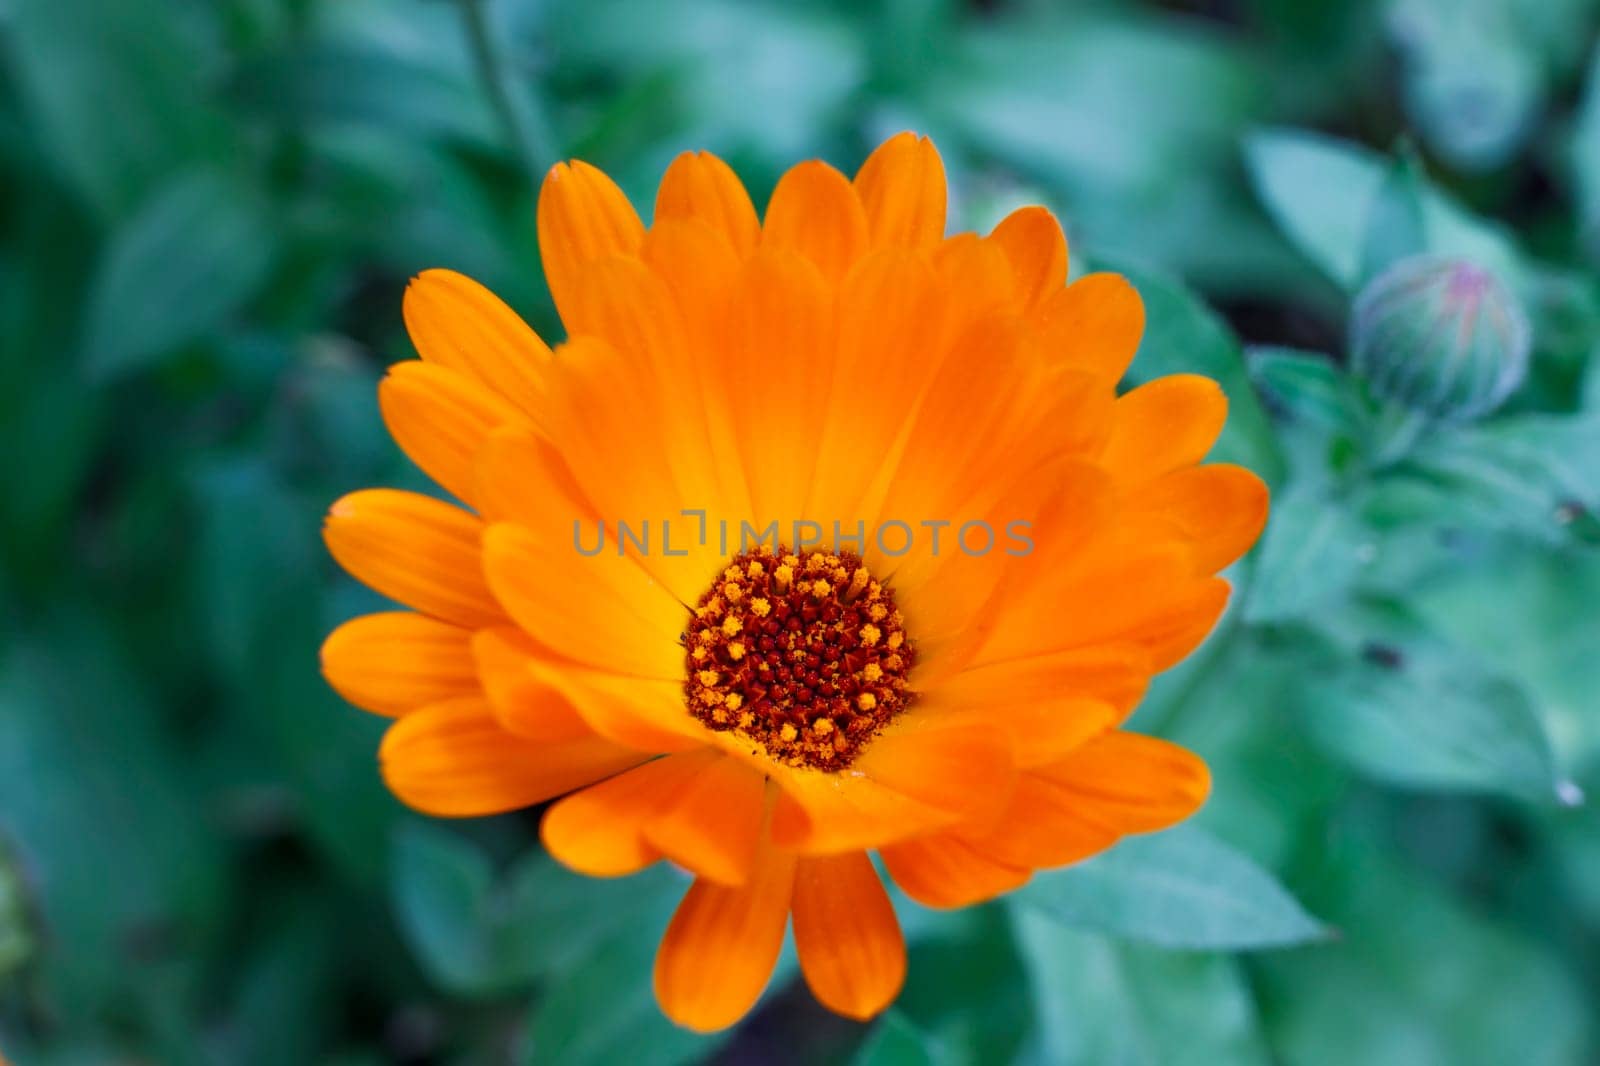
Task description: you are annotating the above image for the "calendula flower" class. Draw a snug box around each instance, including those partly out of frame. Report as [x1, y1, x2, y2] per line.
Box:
[321, 133, 1268, 1031]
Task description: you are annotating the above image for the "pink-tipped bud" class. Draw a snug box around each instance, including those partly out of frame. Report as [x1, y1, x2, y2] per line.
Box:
[1350, 255, 1530, 420]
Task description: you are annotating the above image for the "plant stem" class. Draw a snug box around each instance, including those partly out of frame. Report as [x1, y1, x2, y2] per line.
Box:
[457, 0, 554, 180]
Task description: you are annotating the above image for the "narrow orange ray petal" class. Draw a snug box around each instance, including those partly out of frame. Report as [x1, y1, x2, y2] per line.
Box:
[923, 643, 1152, 722]
[402, 268, 551, 415]
[1036, 731, 1211, 834]
[1126, 463, 1270, 574]
[323, 489, 503, 629]
[379, 361, 525, 506]
[644, 755, 769, 885]
[379, 696, 644, 817]
[655, 150, 760, 255]
[769, 767, 957, 855]
[1032, 272, 1146, 383]
[953, 774, 1121, 869]
[523, 656, 705, 754]
[540, 751, 717, 877]
[640, 219, 753, 518]
[321, 611, 478, 717]
[654, 834, 796, 1032]
[853, 131, 947, 249]
[480, 522, 686, 682]
[1101, 374, 1228, 486]
[761, 159, 868, 283]
[987, 205, 1068, 310]
[792, 851, 905, 1020]
[537, 159, 645, 324]
[880, 833, 1031, 909]
[471, 626, 592, 741]
[851, 719, 1015, 821]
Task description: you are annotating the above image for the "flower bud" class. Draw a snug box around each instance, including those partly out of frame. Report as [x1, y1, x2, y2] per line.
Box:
[1350, 255, 1530, 420]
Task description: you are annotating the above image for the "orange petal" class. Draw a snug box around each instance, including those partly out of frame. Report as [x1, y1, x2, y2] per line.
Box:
[924, 643, 1152, 723]
[1132, 577, 1231, 671]
[471, 626, 591, 741]
[851, 719, 1015, 822]
[987, 205, 1068, 310]
[1126, 463, 1269, 573]
[723, 249, 834, 524]
[379, 361, 525, 505]
[559, 254, 687, 377]
[401, 268, 551, 415]
[379, 696, 644, 817]
[537, 159, 645, 323]
[880, 832, 1031, 909]
[1036, 730, 1211, 834]
[792, 851, 905, 1020]
[323, 489, 503, 628]
[761, 160, 868, 283]
[804, 248, 943, 522]
[1100, 375, 1227, 486]
[644, 755, 769, 885]
[523, 657, 704, 754]
[639, 220, 753, 516]
[480, 522, 686, 681]
[472, 425, 595, 533]
[321, 611, 478, 717]
[770, 767, 956, 855]
[853, 132, 946, 250]
[530, 335, 727, 604]
[978, 543, 1228, 671]
[915, 698, 1119, 770]
[1033, 272, 1145, 383]
[654, 837, 796, 1032]
[954, 774, 1121, 869]
[655, 150, 760, 256]
[540, 752, 716, 877]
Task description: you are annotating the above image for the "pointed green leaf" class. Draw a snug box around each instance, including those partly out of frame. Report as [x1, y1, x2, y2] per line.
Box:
[1013, 827, 1328, 950]
[1012, 912, 1273, 1066]
[81, 171, 276, 379]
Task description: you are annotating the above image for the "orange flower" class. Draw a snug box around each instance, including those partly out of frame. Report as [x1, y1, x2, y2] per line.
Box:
[321, 133, 1268, 1031]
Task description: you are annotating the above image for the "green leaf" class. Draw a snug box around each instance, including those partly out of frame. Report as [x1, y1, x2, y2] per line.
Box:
[81, 171, 276, 380]
[1393, 413, 1600, 545]
[1256, 833, 1590, 1066]
[0, 626, 229, 1026]
[1412, 544, 1600, 769]
[1359, 145, 1428, 282]
[390, 822, 506, 995]
[1012, 912, 1274, 1066]
[1245, 128, 1523, 291]
[5, 0, 231, 218]
[854, 1011, 942, 1066]
[0, 835, 35, 982]
[392, 826, 685, 998]
[1249, 346, 1365, 435]
[1387, 0, 1562, 172]
[1573, 44, 1600, 257]
[1245, 484, 1373, 622]
[1115, 262, 1287, 487]
[1013, 826, 1329, 950]
[229, 41, 499, 146]
[895, 906, 1032, 1065]
[1289, 601, 1565, 802]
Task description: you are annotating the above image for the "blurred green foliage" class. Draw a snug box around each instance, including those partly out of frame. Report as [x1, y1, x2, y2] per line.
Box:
[2, 0, 1600, 1062]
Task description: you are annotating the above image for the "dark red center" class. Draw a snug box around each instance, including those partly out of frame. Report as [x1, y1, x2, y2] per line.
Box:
[683, 548, 916, 771]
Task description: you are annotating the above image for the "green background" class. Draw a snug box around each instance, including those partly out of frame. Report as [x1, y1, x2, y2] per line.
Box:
[3, 0, 1600, 1062]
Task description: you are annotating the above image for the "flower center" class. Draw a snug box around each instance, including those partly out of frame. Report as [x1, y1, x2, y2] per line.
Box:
[683, 548, 916, 771]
